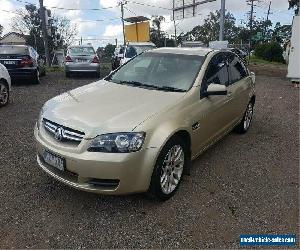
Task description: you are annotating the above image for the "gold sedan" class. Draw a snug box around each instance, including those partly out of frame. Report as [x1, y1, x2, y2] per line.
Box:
[34, 47, 255, 201]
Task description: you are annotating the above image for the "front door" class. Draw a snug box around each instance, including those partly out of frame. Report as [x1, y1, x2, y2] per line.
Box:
[191, 53, 235, 156]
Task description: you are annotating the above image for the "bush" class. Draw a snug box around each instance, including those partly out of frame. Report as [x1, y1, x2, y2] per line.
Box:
[254, 42, 284, 63]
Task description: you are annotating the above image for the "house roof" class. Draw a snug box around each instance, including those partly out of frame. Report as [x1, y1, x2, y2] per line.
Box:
[0, 32, 26, 40]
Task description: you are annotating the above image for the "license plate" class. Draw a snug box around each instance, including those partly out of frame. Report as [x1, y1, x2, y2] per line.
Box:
[3, 61, 16, 65]
[43, 150, 65, 171]
[76, 59, 87, 63]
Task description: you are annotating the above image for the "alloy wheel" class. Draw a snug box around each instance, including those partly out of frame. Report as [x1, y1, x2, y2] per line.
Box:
[160, 145, 184, 195]
[244, 102, 253, 130]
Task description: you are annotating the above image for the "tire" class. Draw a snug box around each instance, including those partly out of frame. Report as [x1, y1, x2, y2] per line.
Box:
[95, 72, 101, 78]
[148, 136, 187, 201]
[235, 100, 254, 134]
[65, 71, 70, 78]
[32, 69, 40, 84]
[0, 80, 9, 107]
[40, 68, 46, 77]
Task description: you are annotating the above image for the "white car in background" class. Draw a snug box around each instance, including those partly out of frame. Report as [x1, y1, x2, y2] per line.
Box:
[0, 63, 11, 107]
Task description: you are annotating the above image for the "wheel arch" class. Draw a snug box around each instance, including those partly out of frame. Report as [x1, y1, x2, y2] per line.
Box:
[148, 128, 192, 176]
[250, 95, 256, 104]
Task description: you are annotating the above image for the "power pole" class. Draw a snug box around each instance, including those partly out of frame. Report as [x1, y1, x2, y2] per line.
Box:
[266, 1, 272, 21]
[119, 1, 126, 46]
[247, 0, 259, 52]
[219, 0, 226, 41]
[39, 0, 50, 66]
[173, 20, 177, 46]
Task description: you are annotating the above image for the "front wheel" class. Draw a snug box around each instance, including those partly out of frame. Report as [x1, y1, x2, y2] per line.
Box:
[148, 136, 187, 201]
[235, 101, 254, 134]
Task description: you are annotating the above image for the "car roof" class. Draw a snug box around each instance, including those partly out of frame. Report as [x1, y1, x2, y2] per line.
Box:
[149, 47, 214, 57]
[68, 45, 94, 48]
[0, 44, 28, 48]
[127, 42, 156, 46]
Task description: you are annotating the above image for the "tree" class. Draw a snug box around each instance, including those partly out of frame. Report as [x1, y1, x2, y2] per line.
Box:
[272, 22, 292, 43]
[150, 15, 173, 47]
[11, 4, 77, 54]
[185, 11, 241, 46]
[104, 44, 116, 57]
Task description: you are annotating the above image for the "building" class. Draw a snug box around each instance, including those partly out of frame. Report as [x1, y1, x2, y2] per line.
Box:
[0, 32, 27, 45]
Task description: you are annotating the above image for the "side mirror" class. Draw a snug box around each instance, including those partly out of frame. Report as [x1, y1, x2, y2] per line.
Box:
[206, 83, 227, 96]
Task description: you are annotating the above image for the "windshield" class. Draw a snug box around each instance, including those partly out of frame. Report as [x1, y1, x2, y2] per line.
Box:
[0, 46, 29, 55]
[109, 52, 205, 92]
[125, 45, 155, 58]
[69, 47, 95, 55]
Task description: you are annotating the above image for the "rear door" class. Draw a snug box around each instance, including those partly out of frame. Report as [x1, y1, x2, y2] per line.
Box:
[226, 53, 252, 121]
[0, 46, 29, 69]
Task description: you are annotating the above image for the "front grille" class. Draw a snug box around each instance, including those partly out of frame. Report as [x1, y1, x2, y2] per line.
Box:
[43, 118, 85, 143]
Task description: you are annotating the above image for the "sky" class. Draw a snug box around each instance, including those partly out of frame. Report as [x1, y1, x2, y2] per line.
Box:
[0, 0, 295, 48]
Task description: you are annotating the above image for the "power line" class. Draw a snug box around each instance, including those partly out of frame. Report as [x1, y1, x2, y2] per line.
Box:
[126, 0, 172, 10]
[0, 9, 22, 15]
[75, 17, 121, 23]
[13, 0, 118, 11]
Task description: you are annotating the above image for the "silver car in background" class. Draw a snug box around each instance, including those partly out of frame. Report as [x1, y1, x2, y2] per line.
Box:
[65, 46, 100, 78]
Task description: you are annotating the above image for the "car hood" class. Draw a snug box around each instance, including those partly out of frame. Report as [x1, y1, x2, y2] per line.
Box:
[43, 80, 184, 138]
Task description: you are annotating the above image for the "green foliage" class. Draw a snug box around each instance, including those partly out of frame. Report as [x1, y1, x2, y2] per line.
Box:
[104, 44, 116, 57]
[254, 42, 284, 63]
[185, 11, 241, 45]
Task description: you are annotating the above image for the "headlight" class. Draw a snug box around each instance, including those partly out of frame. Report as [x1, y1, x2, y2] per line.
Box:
[88, 132, 146, 153]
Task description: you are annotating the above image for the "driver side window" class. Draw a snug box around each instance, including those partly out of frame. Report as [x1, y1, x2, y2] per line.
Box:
[201, 54, 229, 97]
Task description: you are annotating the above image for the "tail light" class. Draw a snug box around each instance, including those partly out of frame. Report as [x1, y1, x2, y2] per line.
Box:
[20, 56, 34, 67]
[65, 56, 73, 62]
[92, 56, 100, 63]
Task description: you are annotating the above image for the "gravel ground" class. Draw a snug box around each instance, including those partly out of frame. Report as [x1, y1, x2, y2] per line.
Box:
[0, 71, 299, 248]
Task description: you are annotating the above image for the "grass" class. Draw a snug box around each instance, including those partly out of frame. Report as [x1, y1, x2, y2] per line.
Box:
[46, 66, 64, 72]
[249, 56, 286, 66]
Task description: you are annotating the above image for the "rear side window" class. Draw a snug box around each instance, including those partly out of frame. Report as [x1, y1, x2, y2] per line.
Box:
[0, 46, 29, 55]
[227, 54, 248, 84]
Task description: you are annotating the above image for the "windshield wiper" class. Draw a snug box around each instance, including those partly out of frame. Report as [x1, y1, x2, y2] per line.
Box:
[116, 81, 186, 92]
[152, 85, 186, 92]
[118, 81, 157, 89]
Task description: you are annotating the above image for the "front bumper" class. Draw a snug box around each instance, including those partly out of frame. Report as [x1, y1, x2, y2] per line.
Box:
[34, 125, 159, 195]
[65, 63, 100, 73]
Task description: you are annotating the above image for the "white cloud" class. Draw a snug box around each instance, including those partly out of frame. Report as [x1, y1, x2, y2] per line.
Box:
[103, 24, 123, 37]
[100, 0, 119, 9]
[0, 0, 18, 35]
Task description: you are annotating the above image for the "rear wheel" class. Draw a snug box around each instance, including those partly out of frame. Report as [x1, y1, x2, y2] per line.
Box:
[0, 80, 9, 107]
[148, 136, 187, 201]
[32, 69, 40, 84]
[235, 100, 254, 134]
[95, 72, 101, 78]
